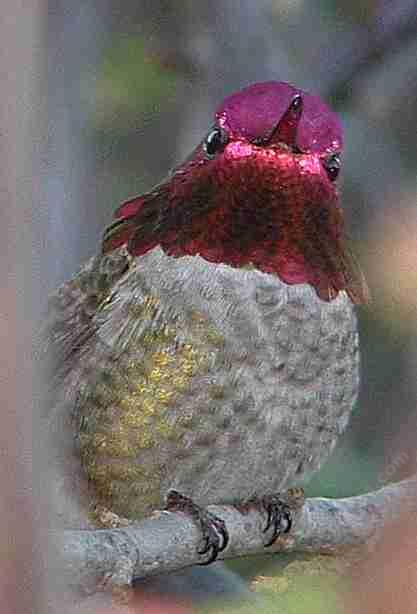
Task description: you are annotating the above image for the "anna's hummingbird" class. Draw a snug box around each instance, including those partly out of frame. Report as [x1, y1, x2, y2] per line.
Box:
[47, 81, 368, 562]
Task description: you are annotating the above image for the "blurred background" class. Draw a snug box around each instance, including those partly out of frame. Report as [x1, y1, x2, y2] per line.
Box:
[12, 0, 417, 612]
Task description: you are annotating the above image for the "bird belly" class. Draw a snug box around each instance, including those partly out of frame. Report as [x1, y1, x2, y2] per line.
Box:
[74, 249, 359, 519]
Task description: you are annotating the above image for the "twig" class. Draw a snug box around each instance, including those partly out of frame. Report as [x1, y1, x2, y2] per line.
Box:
[50, 476, 417, 593]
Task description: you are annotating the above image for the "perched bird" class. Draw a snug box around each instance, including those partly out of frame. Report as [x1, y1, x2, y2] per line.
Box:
[47, 81, 368, 562]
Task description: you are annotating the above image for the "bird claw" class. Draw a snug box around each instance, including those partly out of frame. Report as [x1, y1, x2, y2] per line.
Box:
[261, 493, 293, 547]
[238, 487, 304, 547]
[166, 490, 229, 565]
[197, 513, 228, 564]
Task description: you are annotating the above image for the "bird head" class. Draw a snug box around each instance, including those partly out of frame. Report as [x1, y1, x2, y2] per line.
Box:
[103, 81, 369, 304]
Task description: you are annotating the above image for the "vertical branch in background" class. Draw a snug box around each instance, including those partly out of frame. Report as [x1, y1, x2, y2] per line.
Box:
[46, 0, 115, 289]
[0, 2, 46, 614]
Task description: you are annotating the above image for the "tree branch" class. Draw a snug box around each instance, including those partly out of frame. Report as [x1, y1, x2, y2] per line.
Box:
[50, 477, 417, 593]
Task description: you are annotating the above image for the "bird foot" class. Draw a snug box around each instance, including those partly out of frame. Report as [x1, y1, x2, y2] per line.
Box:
[261, 487, 305, 546]
[238, 487, 305, 547]
[260, 493, 293, 547]
[165, 490, 229, 565]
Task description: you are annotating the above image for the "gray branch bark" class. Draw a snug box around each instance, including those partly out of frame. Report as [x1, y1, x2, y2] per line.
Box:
[50, 477, 417, 594]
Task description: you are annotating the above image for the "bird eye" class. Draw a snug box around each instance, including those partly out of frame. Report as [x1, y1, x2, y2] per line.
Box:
[323, 153, 341, 181]
[203, 127, 228, 157]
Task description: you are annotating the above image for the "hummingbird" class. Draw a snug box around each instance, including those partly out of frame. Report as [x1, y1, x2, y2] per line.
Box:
[47, 81, 368, 564]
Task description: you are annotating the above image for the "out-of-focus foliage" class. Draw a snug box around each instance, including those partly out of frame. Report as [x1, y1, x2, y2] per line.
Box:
[94, 36, 179, 132]
[202, 560, 347, 614]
